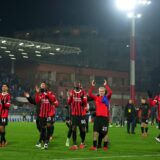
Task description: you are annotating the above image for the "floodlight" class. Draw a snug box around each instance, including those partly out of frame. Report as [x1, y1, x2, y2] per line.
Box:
[116, 0, 137, 11]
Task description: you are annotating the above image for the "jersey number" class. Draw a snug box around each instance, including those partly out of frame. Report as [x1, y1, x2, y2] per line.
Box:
[47, 117, 51, 122]
[2, 118, 6, 122]
[81, 120, 86, 124]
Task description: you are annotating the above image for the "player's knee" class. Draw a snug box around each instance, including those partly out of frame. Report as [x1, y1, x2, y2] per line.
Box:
[80, 127, 85, 133]
[101, 131, 107, 138]
[0, 126, 4, 132]
[72, 126, 76, 131]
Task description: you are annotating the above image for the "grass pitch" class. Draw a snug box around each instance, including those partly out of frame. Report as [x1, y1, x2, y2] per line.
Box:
[0, 122, 160, 160]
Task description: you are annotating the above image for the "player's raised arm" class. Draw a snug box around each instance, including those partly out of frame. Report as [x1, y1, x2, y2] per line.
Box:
[68, 90, 73, 105]
[35, 85, 41, 103]
[88, 80, 96, 100]
[104, 80, 112, 100]
[24, 92, 36, 105]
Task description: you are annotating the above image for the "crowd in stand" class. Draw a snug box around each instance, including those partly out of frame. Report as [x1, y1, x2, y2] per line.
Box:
[0, 72, 159, 126]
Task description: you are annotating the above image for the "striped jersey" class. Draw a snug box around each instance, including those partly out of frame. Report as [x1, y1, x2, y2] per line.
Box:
[68, 89, 87, 116]
[35, 91, 58, 118]
[0, 92, 11, 118]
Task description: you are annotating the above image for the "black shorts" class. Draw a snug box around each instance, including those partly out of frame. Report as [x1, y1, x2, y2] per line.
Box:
[66, 121, 72, 129]
[40, 116, 54, 127]
[94, 116, 109, 133]
[0, 118, 8, 126]
[141, 118, 148, 124]
[158, 121, 160, 130]
[36, 117, 41, 131]
[71, 116, 86, 128]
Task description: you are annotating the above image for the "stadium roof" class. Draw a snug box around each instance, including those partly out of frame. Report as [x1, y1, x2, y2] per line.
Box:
[0, 36, 81, 61]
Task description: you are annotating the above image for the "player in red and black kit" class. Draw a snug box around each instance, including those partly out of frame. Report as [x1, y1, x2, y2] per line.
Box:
[89, 80, 112, 151]
[35, 82, 58, 149]
[68, 82, 87, 150]
[65, 103, 72, 147]
[0, 84, 11, 147]
[24, 84, 56, 147]
[139, 97, 150, 137]
[24, 91, 42, 146]
[148, 93, 160, 142]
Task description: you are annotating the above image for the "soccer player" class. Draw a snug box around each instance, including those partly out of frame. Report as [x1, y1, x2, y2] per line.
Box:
[149, 93, 160, 142]
[68, 82, 87, 150]
[85, 103, 90, 133]
[125, 99, 136, 134]
[24, 91, 42, 147]
[65, 104, 72, 147]
[24, 84, 56, 146]
[89, 80, 112, 151]
[139, 97, 150, 137]
[0, 84, 11, 147]
[35, 82, 58, 149]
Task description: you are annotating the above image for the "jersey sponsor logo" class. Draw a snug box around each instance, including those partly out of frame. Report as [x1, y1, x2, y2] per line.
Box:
[73, 97, 82, 102]
[41, 99, 50, 103]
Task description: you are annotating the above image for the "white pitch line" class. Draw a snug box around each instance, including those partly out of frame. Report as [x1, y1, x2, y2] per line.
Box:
[51, 154, 160, 160]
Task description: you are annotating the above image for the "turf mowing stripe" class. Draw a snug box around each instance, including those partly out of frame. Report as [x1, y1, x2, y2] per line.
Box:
[51, 154, 160, 160]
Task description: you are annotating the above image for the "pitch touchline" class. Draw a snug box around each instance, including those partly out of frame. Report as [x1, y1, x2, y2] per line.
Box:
[51, 154, 160, 160]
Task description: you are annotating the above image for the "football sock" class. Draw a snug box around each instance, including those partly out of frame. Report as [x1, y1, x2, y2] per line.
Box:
[93, 140, 97, 147]
[141, 127, 144, 133]
[67, 128, 72, 139]
[104, 141, 108, 147]
[80, 131, 85, 143]
[1, 132, 6, 142]
[50, 125, 54, 136]
[40, 128, 46, 143]
[145, 127, 148, 133]
[98, 133, 103, 147]
[72, 130, 77, 145]
[47, 127, 52, 141]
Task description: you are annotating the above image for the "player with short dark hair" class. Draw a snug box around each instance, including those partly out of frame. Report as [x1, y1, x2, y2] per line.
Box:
[139, 97, 150, 137]
[35, 82, 58, 149]
[68, 82, 87, 150]
[89, 80, 112, 151]
[0, 84, 11, 147]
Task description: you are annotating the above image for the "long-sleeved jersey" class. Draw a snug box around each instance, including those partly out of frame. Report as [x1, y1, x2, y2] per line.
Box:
[88, 85, 112, 117]
[0, 92, 11, 118]
[35, 91, 58, 118]
[26, 96, 40, 118]
[139, 103, 150, 119]
[149, 95, 160, 121]
[65, 105, 71, 121]
[68, 89, 87, 116]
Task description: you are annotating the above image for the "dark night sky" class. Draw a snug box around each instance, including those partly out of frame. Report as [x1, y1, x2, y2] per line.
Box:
[0, 0, 160, 36]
